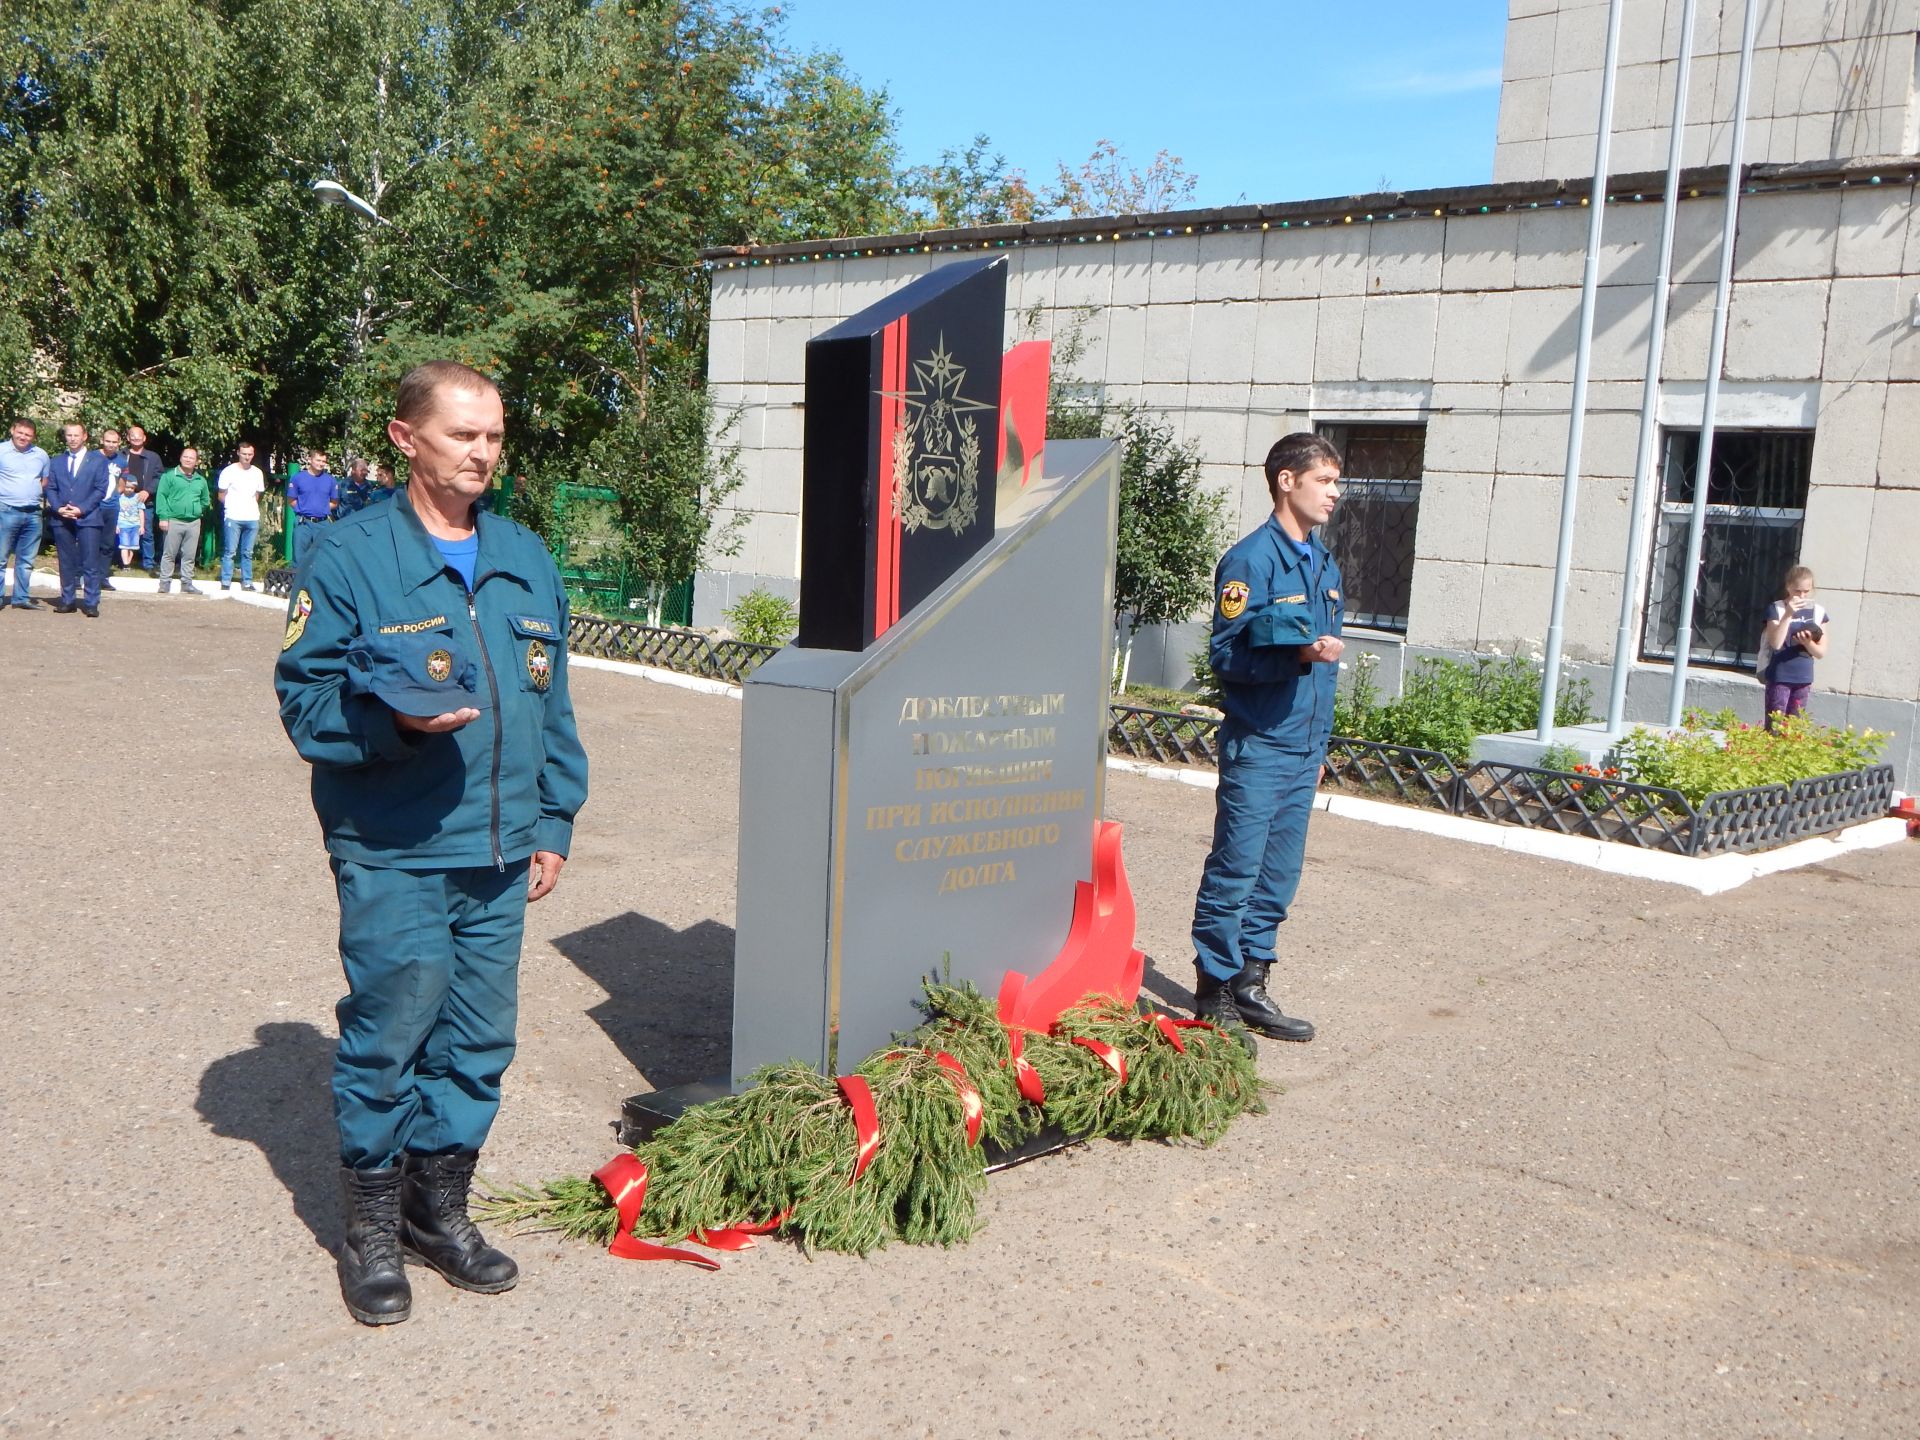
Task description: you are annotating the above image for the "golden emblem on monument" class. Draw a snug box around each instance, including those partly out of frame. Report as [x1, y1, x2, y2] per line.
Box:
[888, 335, 993, 537]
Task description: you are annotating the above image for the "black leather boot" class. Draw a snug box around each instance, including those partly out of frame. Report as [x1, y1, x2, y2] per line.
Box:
[337, 1166, 412, 1325]
[401, 1151, 519, 1294]
[1192, 966, 1257, 1056]
[1230, 961, 1315, 1042]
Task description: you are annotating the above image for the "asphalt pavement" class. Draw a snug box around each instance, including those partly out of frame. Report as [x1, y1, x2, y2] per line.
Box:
[2, 595, 1915, 1439]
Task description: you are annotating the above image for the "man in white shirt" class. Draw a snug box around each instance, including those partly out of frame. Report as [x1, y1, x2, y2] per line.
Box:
[217, 442, 268, 591]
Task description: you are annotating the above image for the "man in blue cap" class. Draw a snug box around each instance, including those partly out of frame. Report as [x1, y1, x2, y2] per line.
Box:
[1189, 432, 1344, 1047]
[276, 360, 589, 1326]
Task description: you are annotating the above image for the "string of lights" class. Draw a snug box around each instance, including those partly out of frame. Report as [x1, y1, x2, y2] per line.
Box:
[702, 164, 1914, 271]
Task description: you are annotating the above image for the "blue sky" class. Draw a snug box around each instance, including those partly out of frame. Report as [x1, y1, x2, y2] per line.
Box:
[775, 0, 1510, 209]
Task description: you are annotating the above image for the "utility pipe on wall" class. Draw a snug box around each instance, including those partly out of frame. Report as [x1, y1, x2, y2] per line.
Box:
[1535, 0, 1626, 740]
[1605, 0, 1701, 732]
[1665, 0, 1762, 728]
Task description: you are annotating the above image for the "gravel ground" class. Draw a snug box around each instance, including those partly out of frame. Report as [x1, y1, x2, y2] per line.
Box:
[3, 594, 1915, 1440]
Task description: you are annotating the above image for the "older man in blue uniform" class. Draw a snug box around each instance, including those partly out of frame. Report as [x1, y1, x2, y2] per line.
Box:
[276, 361, 589, 1325]
[1190, 432, 1345, 1045]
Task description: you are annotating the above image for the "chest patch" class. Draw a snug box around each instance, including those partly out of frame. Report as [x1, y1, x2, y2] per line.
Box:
[526, 639, 552, 691]
[1276, 592, 1306, 605]
[1218, 580, 1249, 619]
[281, 589, 313, 652]
[377, 614, 448, 635]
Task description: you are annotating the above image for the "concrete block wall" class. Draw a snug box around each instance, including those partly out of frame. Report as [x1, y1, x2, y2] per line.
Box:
[1497, 0, 1920, 183]
[703, 176, 1920, 781]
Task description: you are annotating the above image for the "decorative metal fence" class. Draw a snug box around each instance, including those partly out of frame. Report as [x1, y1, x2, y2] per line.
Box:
[568, 613, 777, 685]
[1098, 705, 1890, 858]
[1324, 737, 1460, 810]
[1689, 766, 1895, 856]
[1107, 704, 1222, 766]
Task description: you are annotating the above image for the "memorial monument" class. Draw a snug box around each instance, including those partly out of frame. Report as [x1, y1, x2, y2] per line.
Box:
[622, 255, 1141, 1139]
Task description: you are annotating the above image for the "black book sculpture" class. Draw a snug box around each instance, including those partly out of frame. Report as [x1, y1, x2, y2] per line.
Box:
[798, 256, 1006, 651]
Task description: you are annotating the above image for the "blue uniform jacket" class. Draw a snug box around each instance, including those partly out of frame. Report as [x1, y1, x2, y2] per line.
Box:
[45, 449, 109, 526]
[1207, 515, 1344, 748]
[274, 490, 589, 871]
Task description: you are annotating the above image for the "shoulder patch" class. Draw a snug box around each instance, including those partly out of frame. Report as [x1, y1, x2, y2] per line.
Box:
[1218, 580, 1250, 619]
[281, 589, 313, 652]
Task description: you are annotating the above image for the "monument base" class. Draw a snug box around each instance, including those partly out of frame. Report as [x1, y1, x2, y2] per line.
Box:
[618, 1079, 732, 1148]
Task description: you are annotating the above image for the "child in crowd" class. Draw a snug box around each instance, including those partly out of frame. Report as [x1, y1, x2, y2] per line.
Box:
[114, 474, 144, 570]
[1758, 564, 1829, 731]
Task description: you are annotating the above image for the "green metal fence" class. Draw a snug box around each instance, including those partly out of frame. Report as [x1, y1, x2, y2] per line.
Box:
[553, 481, 692, 623]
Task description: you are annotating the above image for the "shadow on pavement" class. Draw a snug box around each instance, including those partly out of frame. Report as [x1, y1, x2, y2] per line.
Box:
[197, 1021, 340, 1253]
[554, 910, 735, 1093]
[1139, 954, 1195, 1012]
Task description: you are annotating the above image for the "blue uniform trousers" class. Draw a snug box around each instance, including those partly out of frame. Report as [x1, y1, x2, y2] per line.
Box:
[1191, 720, 1322, 983]
[331, 858, 528, 1169]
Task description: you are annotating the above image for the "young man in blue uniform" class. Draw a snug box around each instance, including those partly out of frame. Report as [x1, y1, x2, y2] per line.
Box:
[1190, 432, 1345, 1046]
[276, 361, 589, 1325]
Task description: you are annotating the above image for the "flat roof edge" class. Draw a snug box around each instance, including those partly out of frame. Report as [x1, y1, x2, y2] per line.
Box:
[700, 155, 1917, 263]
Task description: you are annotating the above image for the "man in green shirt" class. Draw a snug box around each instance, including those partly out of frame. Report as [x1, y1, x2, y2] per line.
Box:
[156, 447, 211, 594]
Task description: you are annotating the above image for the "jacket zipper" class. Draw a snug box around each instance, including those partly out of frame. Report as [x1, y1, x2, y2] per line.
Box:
[466, 580, 506, 872]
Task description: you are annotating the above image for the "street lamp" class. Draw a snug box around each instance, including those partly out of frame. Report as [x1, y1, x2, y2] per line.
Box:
[310, 178, 389, 225]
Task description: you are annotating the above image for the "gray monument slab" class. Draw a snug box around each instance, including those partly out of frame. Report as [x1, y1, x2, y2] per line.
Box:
[731, 438, 1121, 1079]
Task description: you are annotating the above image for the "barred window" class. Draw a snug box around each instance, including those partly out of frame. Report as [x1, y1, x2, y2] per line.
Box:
[1316, 423, 1424, 633]
[1641, 428, 1812, 668]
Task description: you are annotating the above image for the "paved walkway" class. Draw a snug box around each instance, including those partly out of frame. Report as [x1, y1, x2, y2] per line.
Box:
[3, 596, 1915, 1439]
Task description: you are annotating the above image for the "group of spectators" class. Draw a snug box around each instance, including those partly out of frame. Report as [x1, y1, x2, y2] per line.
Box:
[0, 415, 395, 615]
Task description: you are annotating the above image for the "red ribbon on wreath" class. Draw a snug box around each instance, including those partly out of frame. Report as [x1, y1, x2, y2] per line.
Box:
[1071, 1036, 1127, 1086]
[996, 973, 1047, 1104]
[934, 1050, 984, 1146]
[1151, 1014, 1217, 1054]
[836, 1075, 882, 1182]
[591, 1154, 722, 1269]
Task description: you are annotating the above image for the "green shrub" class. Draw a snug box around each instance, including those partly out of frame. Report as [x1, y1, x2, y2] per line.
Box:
[1340, 655, 1595, 762]
[723, 587, 799, 648]
[1608, 708, 1887, 805]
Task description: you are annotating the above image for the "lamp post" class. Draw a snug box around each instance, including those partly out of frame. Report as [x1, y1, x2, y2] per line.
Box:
[310, 179, 389, 225]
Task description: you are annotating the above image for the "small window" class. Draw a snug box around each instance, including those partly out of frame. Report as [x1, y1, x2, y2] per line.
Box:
[1316, 423, 1424, 633]
[1641, 428, 1812, 668]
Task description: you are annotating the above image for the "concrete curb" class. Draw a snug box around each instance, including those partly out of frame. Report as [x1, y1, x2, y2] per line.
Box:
[1106, 755, 1908, 893]
[7, 566, 287, 610]
[568, 653, 744, 698]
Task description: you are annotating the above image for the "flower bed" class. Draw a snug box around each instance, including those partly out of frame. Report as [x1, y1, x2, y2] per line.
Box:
[1109, 707, 1895, 858]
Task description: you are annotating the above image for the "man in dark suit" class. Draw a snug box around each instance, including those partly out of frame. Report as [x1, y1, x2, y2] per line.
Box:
[46, 422, 108, 616]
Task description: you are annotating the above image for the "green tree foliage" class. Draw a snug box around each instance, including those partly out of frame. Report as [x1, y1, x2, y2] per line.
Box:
[898, 134, 1036, 228]
[1051, 392, 1227, 652]
[1043, 138, 1199, 218]
[3, 0, 902, 583]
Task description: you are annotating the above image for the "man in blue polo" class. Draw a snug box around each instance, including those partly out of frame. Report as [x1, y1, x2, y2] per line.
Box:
[1189, 432, 1345, 1046]
[1, 418, 51, 610]
[276, 360, 588, 1327]
[288, 448, 339, 566]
